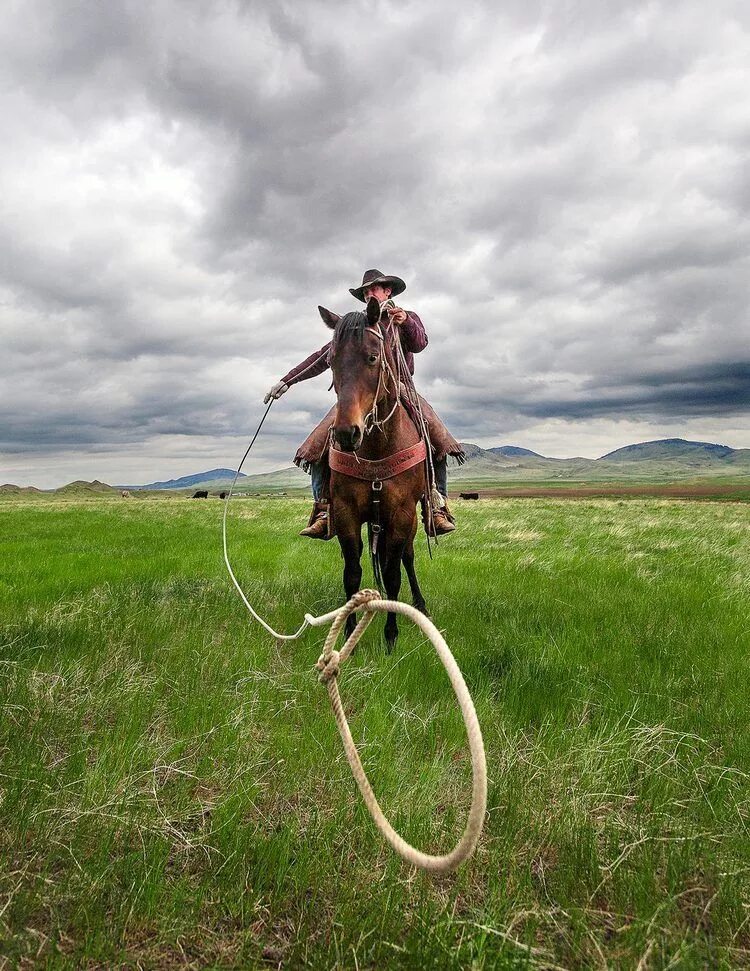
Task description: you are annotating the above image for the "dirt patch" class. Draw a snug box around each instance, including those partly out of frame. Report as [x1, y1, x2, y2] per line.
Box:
[451, 483, 750, 500]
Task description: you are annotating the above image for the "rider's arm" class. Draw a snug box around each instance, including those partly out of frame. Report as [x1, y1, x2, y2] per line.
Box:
[399, 311, 428, 354]
[281, 341, 333, 386]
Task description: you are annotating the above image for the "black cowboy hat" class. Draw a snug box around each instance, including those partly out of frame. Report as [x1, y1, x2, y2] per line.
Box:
[349, 268, 406, 302]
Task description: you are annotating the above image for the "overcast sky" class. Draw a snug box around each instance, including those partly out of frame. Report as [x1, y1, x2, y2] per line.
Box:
[2, 0, 749, 488]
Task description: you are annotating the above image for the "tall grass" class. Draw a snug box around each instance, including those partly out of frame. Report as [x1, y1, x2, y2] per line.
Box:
[1, 496, 749, 968]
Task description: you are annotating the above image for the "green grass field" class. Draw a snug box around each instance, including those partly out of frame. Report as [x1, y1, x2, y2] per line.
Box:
[1, 496, 749, 968]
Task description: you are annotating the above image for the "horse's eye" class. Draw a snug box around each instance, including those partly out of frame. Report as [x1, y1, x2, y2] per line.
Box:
[368, 353, 379, 365]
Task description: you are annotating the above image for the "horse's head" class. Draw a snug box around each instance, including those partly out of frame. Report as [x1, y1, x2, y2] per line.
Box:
[319, 297, 392, 452]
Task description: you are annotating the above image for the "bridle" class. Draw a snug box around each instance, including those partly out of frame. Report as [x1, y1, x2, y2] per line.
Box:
[361, 322, 402, 436]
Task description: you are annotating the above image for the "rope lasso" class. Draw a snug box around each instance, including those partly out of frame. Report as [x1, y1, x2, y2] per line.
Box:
[314, 589, 487, 873]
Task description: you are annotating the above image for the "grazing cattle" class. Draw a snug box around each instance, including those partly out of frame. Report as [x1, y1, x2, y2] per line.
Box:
[192, 490, 208, 499]
[460, 492, 480, 500]
[219, 491, 228, 499]
[121, 490, 130, 498]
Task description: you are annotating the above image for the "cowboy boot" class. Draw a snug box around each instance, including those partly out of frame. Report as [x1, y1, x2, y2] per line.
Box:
[431, 503, 456, 535]
[300, 499, 332, 540]
[422, 497, 456, 536]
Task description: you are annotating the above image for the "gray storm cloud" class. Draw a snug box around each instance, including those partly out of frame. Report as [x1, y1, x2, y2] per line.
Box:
[1, 0, 749, 487]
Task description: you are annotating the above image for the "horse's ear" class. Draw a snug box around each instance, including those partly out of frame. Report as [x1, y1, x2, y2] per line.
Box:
[366, 297, 380, 327]
[318, 306, 340, 329]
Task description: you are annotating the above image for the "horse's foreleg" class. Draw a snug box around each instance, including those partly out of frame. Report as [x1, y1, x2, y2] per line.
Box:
[382, 540, 406, 651]
[402, 533, 427, 616]
[340, 531, 363, 639]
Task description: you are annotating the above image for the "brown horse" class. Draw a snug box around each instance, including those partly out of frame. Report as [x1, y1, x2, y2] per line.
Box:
[319, 298, 428, 648]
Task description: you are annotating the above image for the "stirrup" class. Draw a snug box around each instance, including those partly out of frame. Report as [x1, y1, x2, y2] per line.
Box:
[428, 509, 456, 536]
[300, 501, 332, 540]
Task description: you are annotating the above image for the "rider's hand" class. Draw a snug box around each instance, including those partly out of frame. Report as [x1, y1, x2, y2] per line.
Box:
[263, 380, 289, 404]
[387, 307, 408, 326]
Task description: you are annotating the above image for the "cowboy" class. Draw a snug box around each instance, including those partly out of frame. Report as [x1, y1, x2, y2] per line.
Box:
[263, 269, 464, 539]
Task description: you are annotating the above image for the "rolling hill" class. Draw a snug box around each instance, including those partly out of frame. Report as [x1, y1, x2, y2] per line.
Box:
[600, 439, 736, 462]
[487, 445, 545, 458]
[55, 480, 119, 496]
[0, 484, 43, 495]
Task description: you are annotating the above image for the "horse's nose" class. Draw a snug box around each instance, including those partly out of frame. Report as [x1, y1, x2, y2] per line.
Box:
[335, 425, 362, 451]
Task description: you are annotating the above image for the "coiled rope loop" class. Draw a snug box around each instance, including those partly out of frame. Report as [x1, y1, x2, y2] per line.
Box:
[315, 589, 487, 873]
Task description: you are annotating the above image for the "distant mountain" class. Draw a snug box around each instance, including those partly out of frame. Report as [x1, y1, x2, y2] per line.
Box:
[456, 443, 525, 471]
[458, 443, 491, 461]
[231, 466, 308, 491]
[600, 438, 736, 462]
[122, 468, 248, 491]
[118, 466, 309, 492]
[488, 445, 545, 458]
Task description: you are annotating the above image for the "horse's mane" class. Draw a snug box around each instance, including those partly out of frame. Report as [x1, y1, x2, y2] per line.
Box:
[332, 310, 368, 346]
[331, 310, 394, 369]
